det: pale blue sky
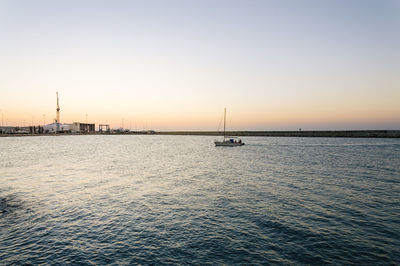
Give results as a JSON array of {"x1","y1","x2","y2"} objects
[{"x1": 0, "y1": 0, "x2": 399, "y2": 129}]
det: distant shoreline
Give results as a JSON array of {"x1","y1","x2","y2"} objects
[{"x1": 1, "y1": 130, "x2": 399, "y2": 138}]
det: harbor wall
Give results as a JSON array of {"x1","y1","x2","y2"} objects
[{"x1": 155, "y1": 130, "x2": 400, "y2": 138}]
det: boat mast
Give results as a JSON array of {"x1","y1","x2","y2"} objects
[
  {"x1": 56, "y1": 92, "x2": 60, "y2": 132},
  {"x1": 56, "y1": 92, "x2": 60, "y2": 123},
  {"x1": 223, "y1": 107, "x2": 226, "y2": 139}
]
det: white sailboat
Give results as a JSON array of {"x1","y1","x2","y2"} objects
[{"x1": 214, "y1": 108, "x2": 244, "y2": 147}]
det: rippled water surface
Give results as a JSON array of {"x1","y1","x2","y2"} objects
[{"x1": 1, "y1": 135, "x2": 399, "y2": 264}]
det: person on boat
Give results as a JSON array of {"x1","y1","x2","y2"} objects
[{"x1": 239, "y1": 139, "x2": 242, "y2": 144}]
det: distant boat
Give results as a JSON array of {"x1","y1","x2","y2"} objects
[{"x1": 214, "y1": 108, "x2": 244, "y2": 147}]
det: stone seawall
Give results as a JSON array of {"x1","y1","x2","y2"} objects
[{"x1": 156, "y1": 130, "x2": 400, "y2": 138}]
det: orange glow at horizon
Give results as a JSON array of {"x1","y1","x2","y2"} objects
[{"x1": 2, "y1": 102, "x2": 399, "y2": 130}]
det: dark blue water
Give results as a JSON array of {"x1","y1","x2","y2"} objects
[{"x1": 1, "y1": 136, "x2": 399, "y2": 264}]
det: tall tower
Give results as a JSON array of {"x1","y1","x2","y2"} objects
[{"x1": 56, "y1": 92, "x2": 60, "y2": 123}]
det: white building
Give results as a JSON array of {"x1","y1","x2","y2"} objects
[{"x1": 43, "y1": 123, "x2": 70, "y2": 133}]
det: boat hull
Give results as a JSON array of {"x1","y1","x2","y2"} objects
[{"x1": 214, "y1": 141, "x2": 245, "y2": 147}]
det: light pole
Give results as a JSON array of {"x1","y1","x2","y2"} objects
[{"x1": 86, "y1": 113, "x2": 88, "y2": 132}]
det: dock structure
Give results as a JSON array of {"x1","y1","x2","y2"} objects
[{"x1": 99, "y1": 124, "x2": 110, "y2": 132}]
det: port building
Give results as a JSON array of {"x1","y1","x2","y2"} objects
[
  {"x1": 69, "y1": 122, "x2": 95, "y2": 133},
  {"x1": 41, "y1": 92, "x2": 95, "y2": 133},
  {"x1": 43, "y1": 123, "x2": 70, "y2": 133}
]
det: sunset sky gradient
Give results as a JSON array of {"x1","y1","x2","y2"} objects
[{"x1": 1, "y1": 0, "x2": 399, "y2": 130}]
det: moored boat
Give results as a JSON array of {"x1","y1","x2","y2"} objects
[{"x1": 214, "y1": 108, "x2": 244, "y2": 146}]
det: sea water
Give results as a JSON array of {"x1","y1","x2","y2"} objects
[{"x1": 1, "y1": 135, "x2": 399, "y2": 264}]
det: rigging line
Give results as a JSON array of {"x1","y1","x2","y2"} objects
[{"x1": 217, "y1": 113, "x2": 223, "y2": 132}]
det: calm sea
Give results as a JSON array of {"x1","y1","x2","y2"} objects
[{"x1": 1, "y1": 135, "x2": 399, "y2": 265}]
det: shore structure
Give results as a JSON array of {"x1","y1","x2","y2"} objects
[
  {"x1": 39, "y1": 92, "x2": 96, "y2": 133},
  {"x1": 1, "y1": 130, "x2": 399, "y2": 138},
  {"x1": 43, "y1": 122, "x2": 70, "y2": 133}
]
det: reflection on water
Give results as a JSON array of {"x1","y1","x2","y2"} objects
[
  {"x1": 1, "y1": 135, "x2": 399, "y2": 264},
  {"x1": 0, "y1": 194, "x2": 23, "y2": 216}
]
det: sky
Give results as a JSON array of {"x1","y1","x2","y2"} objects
[{"x1": 0, "y1": 0, "x2": 399, "y2": 130}]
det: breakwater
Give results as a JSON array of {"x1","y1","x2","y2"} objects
[{"x1": 156, "y1": 130, "x2": 400, "y2": 138}]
